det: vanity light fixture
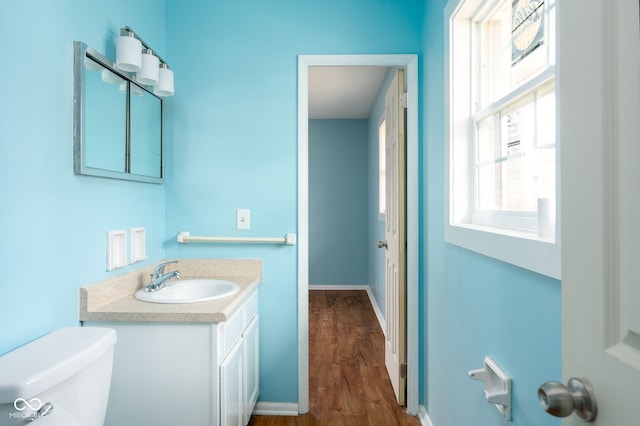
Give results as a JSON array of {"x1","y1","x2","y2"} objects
[
  {"x1": 115, "y1": 26, "x2": 174, "y2": 96},
  {"x1": 154, "y1": 63, "x2": 174, "y2": 97},
  {"x1": 137, "y1": 49, "x2": 160, "y2": 85},
  {"x1": 115, "y1": 31, "x2": 142, "y2": 72}
]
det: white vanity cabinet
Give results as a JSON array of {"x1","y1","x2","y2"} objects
[
  {"x1": 218, "y1": 291, "x2": 260, "y2": 426},
  {"x1": 85, "y1": 289, "x2": 259, "y2": 426}
]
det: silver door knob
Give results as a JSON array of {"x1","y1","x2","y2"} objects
[
  {"x1": 376, "y1": 240, "x2": 388, "y2": 249},
  {"x1": 538, "y1": 377, "x2": 597, "y2": 422}
]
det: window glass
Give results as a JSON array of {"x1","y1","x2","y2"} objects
[
  {"x1": 472, "y1": 0, "x2": 556, "y2": 232},
  {"x1": 475, "y1": 81, "x2": 555, "y2": 219},
  {"x1": 378, "y1": 119, "x2": 386, "y2": 217},
  {"x1": 479, "y1": 0, "x2": 554, "y2": 109}
]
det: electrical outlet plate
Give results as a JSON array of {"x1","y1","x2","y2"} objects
[
  {"x1": 237, "y1": 209, "x2": 250, "y2": 230},
  {"x1": 107, "y1": 230, "x2": 127, "y2": 271},
  {"x1": 130, "y1": 227, "x2": 146, "y2": 263}
]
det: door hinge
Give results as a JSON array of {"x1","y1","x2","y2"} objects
[
  {"x1": 400, "y1": 363, "x2": 408, "y2": 379},
  {"x1": 399, "y1": 92, "x2": 408, "y2": 109}
]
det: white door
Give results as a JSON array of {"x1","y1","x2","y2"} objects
[
  {"x1": 383, "y1": 68, "x2": 406, "y2": 405},
  {"x1": 557, "y1": 0, "x2": 640, "y2": 424}
]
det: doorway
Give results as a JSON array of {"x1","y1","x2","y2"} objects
[{"x1": 297, "y1": 54, "x2": 419, "y2": 415}]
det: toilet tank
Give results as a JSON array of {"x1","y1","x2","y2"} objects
[{"x1": 0, "y1": 327, "x2": 117, "y2": 426}]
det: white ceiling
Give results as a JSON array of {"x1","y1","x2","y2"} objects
[{"x1": 308, "y1": 66, "x2": 390, "y2": 119}]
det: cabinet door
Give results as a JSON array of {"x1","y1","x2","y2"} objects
[
  {"x1": 220, "y1": 339, "x2": 243, "y2": 426},
  {"x1": 243, "y1": 315, "x2": 260, "y2": 425}
]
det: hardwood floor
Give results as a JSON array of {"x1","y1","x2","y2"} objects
[{"x1": 248, "y1": 290, "x2": 419, "y2": 426}]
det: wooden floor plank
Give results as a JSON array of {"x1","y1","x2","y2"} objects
[{"x1": 248, "y1": 290, "x2": 419, "y2": 426}]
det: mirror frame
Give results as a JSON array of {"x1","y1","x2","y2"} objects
[{"x1": 73, "y1": 41, "x2": 164, "y2": 184}]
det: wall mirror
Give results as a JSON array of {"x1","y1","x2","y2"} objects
[{"x1": 74, "y1": 41, "x2": 164, "y2": 183}]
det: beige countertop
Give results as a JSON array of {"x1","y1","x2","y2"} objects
[{"x1": 79, "y1": 259, "x2": 262, "y2": 323}]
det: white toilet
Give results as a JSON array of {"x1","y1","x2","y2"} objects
[{"x1": 0, "y1": 327, "x2": 117, "y2": 426}]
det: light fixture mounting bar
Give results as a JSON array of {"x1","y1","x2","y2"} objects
[{"x1": 121, "y1": 26, "x2": 169, "y2": 66}]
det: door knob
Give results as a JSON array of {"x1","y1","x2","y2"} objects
[
  {"x1": 538, "y1": 377, "x2": 597, "y2": 422},
  {"x1": 376, "y1": 240, "x2": 388, "y2": 249}
]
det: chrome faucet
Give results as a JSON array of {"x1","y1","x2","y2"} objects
[{"x1": 145, "y1": 261, "x2": 180, "y2": 292}]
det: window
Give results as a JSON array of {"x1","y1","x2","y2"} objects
[
  {"x1": 445, "y1": 0, "x2": 559, "y2": 278},
  {"x1": 378, "y1": 118, "x2": 386, "y2": 219}
]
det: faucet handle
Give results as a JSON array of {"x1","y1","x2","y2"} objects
[{"x1": 153, "y1": 260, "x2": 179, "y2": 276}]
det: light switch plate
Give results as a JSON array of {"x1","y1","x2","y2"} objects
[{"x1": 237, "y1": 209, "x2": 250, "y2": 230}]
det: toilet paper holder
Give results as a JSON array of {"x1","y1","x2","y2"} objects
[{"x1": 469, "y1": 356, "x2": 512, "y2": 420}]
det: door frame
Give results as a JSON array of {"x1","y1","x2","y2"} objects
[{"x1": 297, "y1": 54, "x2": 419, "y2": 415}]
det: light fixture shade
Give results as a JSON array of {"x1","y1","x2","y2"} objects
[
  {"x1": 102, "y1": 69, "x2": 125, "y2": 85},
  {"x1": 115, "y1": 33, "x2": 142, "y2": 72},
  {"x1": 120, "y1": 82, "x2": 144, "y2": 97},
  {"x1": 154, "y1": 63, "x2": 174, "y2": 97},
  {"x1": 136, "y1": 49, "x2": 159, "y2": 85},
  {"x1": 83, "y1": 57, "x2": 102, "y2": 71}
]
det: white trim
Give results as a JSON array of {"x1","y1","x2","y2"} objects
[
  {"x1": 445, "y1": 223, "x2": 560, "y2": 278},
  {"x1": 309, "y1": 284, "x2": 369, "y2": 290},
  {"x1": 252, "y1": 402, "x2": 299, "y2": 416},
  {"x1": 366, "y1": 286, "x2": 386, "y2": 334},
  {"x1": 418, "y1": 405, "x2": 435, "y2": 426},
  {"x1": 472, "y1": 66, "x2": 556, "y2": 122},
  {"x1": 298, "y1": 54, "x2": 419, "y2": 416},
  {"x1": 298, "y1": 56, "x2": 310, "y2": 415}
]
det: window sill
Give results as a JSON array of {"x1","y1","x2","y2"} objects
[{"x1": 444, "y1": 222, "x2": 560, "y2": 279}]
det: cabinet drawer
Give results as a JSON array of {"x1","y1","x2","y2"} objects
[{"x1": 221, "y1": 307, "x2": 244, "y2": 358}]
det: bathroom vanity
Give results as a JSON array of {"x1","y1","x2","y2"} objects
[{"x1": 80, "y1": 259, "x2": 261, "y2": 426}]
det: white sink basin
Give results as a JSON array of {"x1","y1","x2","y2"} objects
[{"x1": 134, "y1": 279, "x2": 240, "y2": 304}]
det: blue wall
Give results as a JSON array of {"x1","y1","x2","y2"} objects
[
  {"x1": 422, "y1": 1, "x2": 561, "y2": 425},
  {"x1": 308, "y1": 120, "x2": 368, "y2": 286},
  {"x1": 164, "y1": 0, "x2": 424, "y2": 404},
  {"x1": 0, "y1": 0, "x2": 166, "y2": 357}
]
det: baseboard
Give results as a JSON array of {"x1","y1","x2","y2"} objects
[
  {"x1": 418, "y1": 405, "x2": 434, "y2": 426},
  {"x1": 365, "y1": 286, "x2": 386, "y2": 334},
  {"x1": 254, "y1": 401, "x2": 428, "y2": 422},
  {"x1": 252, "y1": 402, "x2": 299, "y2": 416},
  {"x1": 252, "y1": 403, "x2": 427, "y2": 422},
  {"x1": 309, "y1": 284, "x2": 369, "y2": 290},
  {"x1": 308, "y1": 285, "x2": 386, "y2": 333}
]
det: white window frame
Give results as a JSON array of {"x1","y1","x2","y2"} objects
[{"x1": 444, "y1": 0, "x2": 560, "y2": 279}]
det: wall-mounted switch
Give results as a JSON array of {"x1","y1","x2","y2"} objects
[{"x1": 237, "y1": 209, "x2": 250, "y2": 230}]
